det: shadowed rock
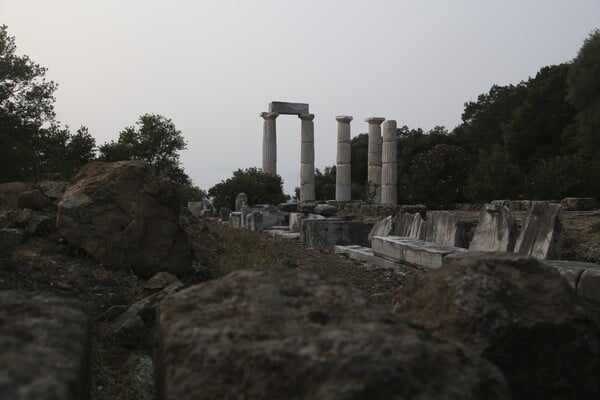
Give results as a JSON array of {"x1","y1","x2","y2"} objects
[
  {"x1": 391, "y1": 252, "x2": 600, "y2": 400},
  {"x1": 57, "y1": 161, "x2": 192, "y2": 278},
  {"x1": 469, "y1": 203, "x2": 517, "y2": 252},
  {"x1": 156, "y1": 269, "x2": 509, "y2": 400},
  {"x1": 514, "y1": 201, "x2": 562, "y2": 259}
]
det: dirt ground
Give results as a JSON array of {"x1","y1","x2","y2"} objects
[{"x1": 1, "y1": 210, "x2": 600, "y2": 399}]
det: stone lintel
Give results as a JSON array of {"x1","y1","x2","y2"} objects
[
  {"x1": 260, "y1": 112, "x2": 279, "y2": 120},
  {"x1": 299, "y1": 113, "x2": 315, "y2": 121},
  {"x1": 269, "y1": 101, "x2": 309, "y2": 115},
  {"x1": 336, "y1": 115, "x2": 353, "y2": 123},
  {"x1": 365, "y1": 117, "x2": 386, "y2": 124}
]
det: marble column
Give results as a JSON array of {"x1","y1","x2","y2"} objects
[
  {"x1": 335, "y1": 115, "x2": 353, "y2": 201},
  {"x1": 261, "y1": 112, "x2": 279, "y2": 176},
  {"x1": 381, "y1": 120, "x2": 397, "y2": 205},
  {"x1": 299, "y1": 113, "x2": 315, "y2": 202},
  {"x1": 365, "y1": 117, "x2": 385, "y2": 203}
]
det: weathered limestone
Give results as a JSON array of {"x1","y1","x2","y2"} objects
[
  {"x1": 289, "y1": 212, "x2": 305, "y2": 232},
  {"x1": 235, "y1": 193, "x2": 248, "y2": 212},
  {"x1": 381, "y1": 120, "x2": 397, "y2": 205},
  {"x1": 469, "y1": 203, "x2": 518, "y2": 252},
  {"x1": 423, "y1": 211, "x2": 466, "y2": 248},
  {"x1": 393, "y1": 212, "x2": 426, "y2": 239},
  {"x1": 299, "y1": 113, "x2": 315, "y2": 202},
  {"x1": 334, "y1": 245, "x2": 403, "y2": 269},
  {"x1": 365, "y1": 117, "x2": 385, "y2": 203},
  {"x1": 302, "y1": 219, "x2": 373, "y2": 248},
  {"x1": 368, "y1": 216, "x2": 394, "y2": 244},
  {"x1": 268, "y1": 101, "x2": 309, "y2": 115},
  {"x1": 261, "y1": 112, "x2": 278, "y2": 176},
  {"x1": 229, "y1": 212, "x2": 242, "y2": 229},
  {"x1": 0, "y1": 291, "x2": 91, "y2": 399},
  {"x1": 371, "y1": 236, "x2": 467, "y2": 269},
  {"x1": 246, "y1": 212, "x2": 263, "y2": 232},
  {"x1": 514, "y1": 201, "x2": 562, "y2": 260},
  {"x1": 335, "y1": 115, "x2": 352, "y2": 201}
]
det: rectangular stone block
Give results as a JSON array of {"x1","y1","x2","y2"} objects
[
  {"x1": 371, "y1": 236, "x2": 467, "y2": 270},
  {"x1": 268, "y1": 101, "x2": 309, "y2": 115},
  {"x1": 334, "y1": 245, "x2": 402, "y2": 269},
  {"x1": 302, "y1": 219, "x2": 373, "y2": 248},
  {"x1": 229, "y1": 212, "x2": 242, "y2": 229}
]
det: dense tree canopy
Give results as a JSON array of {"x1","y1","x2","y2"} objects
[
  {"x1": 208, "y1": 168, "x2": 286, "y2": 211},
  {"x1": 0, "y1": 25, "x2": 95, "y2": 182}
]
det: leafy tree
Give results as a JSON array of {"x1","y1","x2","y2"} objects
[
  {"x1": 0, "y1": 25, "x2": 57, "y2": 124},
  {"x1": 503, "y1": 64, "x2": 576, "y2": 168},
  {"x1": 566, "y1": 29, "x2": 600, "y2": 157},
  {"x1": 208, "y1": 167, "x2": 286, "y2": 211},
  {"x1": 99, "y1": 114, "x2": 188, "y2": 184},
  {"x1": 401, "y1": 144, "x2": 471, "y2": 206},
  {"x1": 314, "y1": 166, "x2": 336, "y2": 200}
]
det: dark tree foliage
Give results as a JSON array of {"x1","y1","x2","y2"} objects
[
  {"x1": 314, "y1": 166, "x2": 336, "y2": 201},
  {"x1": 99, "y1": 114, "x2": 188, "y2": 184},
  {"x1": 0, "y1": 25, "x2": 95, "y2": 182},
  {"x1": 208, "y1": 167, "x2": 286, "y2": 211},
  {"x1": 566, "y1": 29, "x2": 600, "y2": 158}
]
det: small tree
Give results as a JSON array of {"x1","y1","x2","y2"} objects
[{"x1": 208, "y1": 167, "x2": 286, "y2": 211}]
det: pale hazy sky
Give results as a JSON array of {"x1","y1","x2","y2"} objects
[{"x1": 2, "y1": 1, "x2": 599, "y2": 194}]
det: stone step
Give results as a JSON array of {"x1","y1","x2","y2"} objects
[
  {"x1": 334, "y1": 245, "x2": 402, "y2": 269},
  {"x1": 545, "y1": 260, "x2": 600, "y2": 304},
  {"x1": 371, "y1": 236, "x2": 467, "y2": 269}
]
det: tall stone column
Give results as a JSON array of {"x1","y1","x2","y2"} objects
[
  {"x1": 261, "y1": 112, "x2": 278, "y2": 176},
  {"x1": 299, "y1": 113, "x2": 315, "y2": 202},
  {"x1": 365, "y1": 117, "x2": 385, "y2": 203},
  {"x1": 335, "y1": 115, "x2": 353, "y2": 201},
  {"x1": 381, "y1": 120, "x2": 397, "y2": 205}
]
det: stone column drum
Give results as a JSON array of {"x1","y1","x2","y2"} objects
[
  {"x1": 335, "y1": 115, "x2": 353, "y2": 201},
  {"x1": 261, "y1": 112, "x2": 279, "y2": 176},
  {"x1": 299, "y1": 113, "x2": 315, "y2": 202},
  {"x1": 381, "y1": 120, "x2": 397, "y2": 205},
  {"x1": 365, "y1": 117, "x2": 385, "y2": 203}
]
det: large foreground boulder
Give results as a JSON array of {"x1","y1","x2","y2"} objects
[
  {"x1": 156, "y1": 269, "x2": 509, "y2": 400},
  {"x1": 0, "y1": 291, "x2": 90, "y2": 399},
  {"x1": 57, "y1": 161, "x2": 192, "y2": 278},
  {"x1": 390, "y1": 253, "x2": 600, "y2": 400}
]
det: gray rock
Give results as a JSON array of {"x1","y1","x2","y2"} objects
[
  {"x1": 469, "y1": 203, "x2": 517, "y2": 252},
  {"x1": 246, "y1": 212, "x2": 263, "y2": 232},
  {"x1": 393, "y1": 212, "x2": 426, "y2": 239},
  {"x1": 313, "y1": 204, "x2": 338, "y2": 217},
  {"x1": 156, "y1": 269, "x2": 509, "y2": 400},
  {"x1": 235, "y1": 192, "x2": 248, "y2": 212},
  {"x1": 127, "y1": 355, "x2": 154, "y2": 400},
  {"x1": 17, "y1": 189, "x2": 48, "y2": 210},
  {"x1": 423, "y1": 211, "x2": 466, "y2": 247},
  {"x1": 25, "y1": 215, "x2": 54, "y2": 237},
  {"x1": 37, "y1": 180, "x2": 68, "y2": 200},
  {"x1": 578, "y1": 269, "x2": 600, "y2": 305},
  {"x1": 562, "y1": 197, "x2": 597, "y2": 211},
  {"x1": 288, "y1": 212, "x2": 305, "y2": 232},
  {"x1": 56, "y1": 161, "x2": 192, "y2": 278},
  {"x1": 514, "y1": 201, "x2": 562, "y2": 259},
  {"x1": 0, "y1": 291, "x2": 90, "y2": 400},
  {"x1": 367, "y1": 215, "x2": 394, "y2": 244},
  {"x1": 229, "y1": 212, "x2": 242, "y2": 229},
  {"x1": 391, "y1": 252, "x2": 600, "y2": 400},
  {"x1": 0, "y1": 181, "x2": 27, "y2": 193},
  {"x1": 299, "y1": 201, "x2": 317, "y2": 213}
]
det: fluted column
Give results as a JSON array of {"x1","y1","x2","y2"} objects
[
  {"x1": 261, "y1": 112, "x2": 278, "y2": 175},
  {"x1": 381, "y1": 120, "x2": 397, "y2": 205},
  {"x1": 365, "y1": 117, "x2": 385, "y2": 203},
  {"x1": 299, "y1": 113, "x2": 315, "y2": 202},
  {"x1": 335, "y1": 115, "x2": 353, "y2": 201}
]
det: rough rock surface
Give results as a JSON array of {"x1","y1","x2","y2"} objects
[
  {"x1": 0, "y1": 291, "x2": 90, "y2": 400},
  {"x1": 393, "y1": 212, "x2": 426, "y2": 239},
  {"x1": 313, "y1": 203, "x2": 338, "y2": 217},
  {"x1": 156, "y1": 269, "x2": 509, "y2": 400},
  {"x1": 423, "y1": 210, "x2": 466, "y2": 247},
  {"x1": 235, "y1": 192, "x2": 248, "y2": 212},
  {"x1": 17, "y1": 189, "x2": 48, "y2": 210},
  {"x1": 367, "y1": 215, "x2": 394, "y2": 243},
  {"x1": 391, "y1": 253, "x2": 600, "y2": 400},
  {"x1": 56, "y1": 161, "x2": 192, "y2": 278}
]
